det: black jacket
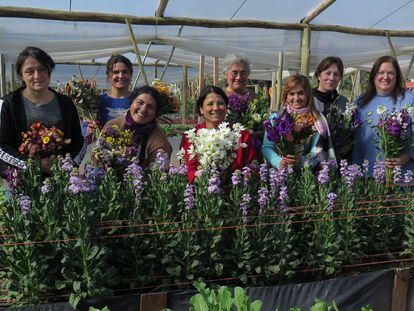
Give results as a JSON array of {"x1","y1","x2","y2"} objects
[{"x1": 0, "y1": 87, "x2": 86, "y2": 173}]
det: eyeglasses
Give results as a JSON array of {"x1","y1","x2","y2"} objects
[{"x1": 229, "y1": 70, "x2": 248, "y2": 78}]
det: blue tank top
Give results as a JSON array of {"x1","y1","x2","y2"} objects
[{"x1": 98, "y1": 93, "x2": 132, "y2": 124}]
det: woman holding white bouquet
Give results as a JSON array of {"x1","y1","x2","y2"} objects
[
  {"x1": 180, "y1": 86, "x2": 257, "y2": 182},
  {"x1": 352, "y1": 55, "x2": 414, "y2": 176}
]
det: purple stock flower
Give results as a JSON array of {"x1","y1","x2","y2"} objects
[
  {"x1": 231, "y1": 170, "x2": 242, "y2": 186},
  {"x1": 208, "y1": 174, "x2": 221, "y2": 194},
  {"x1": 242, "y1": 166, "x2": 252, "y2": 187},
  {"x1": 153, "y1": 150, "x2": 169, "y2": 172},
  {"x1": 277, "y1": 116, "x2": 294, "y2": 136},
  {"x1": 259, "y1": 163, "x2": 269, "y2": 183},
  {"x1": 5, "y1": 167, "x2": 21, "y2": 192},
  {"x1": 373, "y1": 160, "x2": 386, "y2": 184},
  {"x1": 362, "y1": 160, "x2": 369, "y2": 176},
  {"x1": 317, "y1": 161, "x2": 330, "y2": 184},
  {"x1": 327, "y1": 192, "x2": 337, "y2": 211},
  {"x1": 228, "y1": 93, "x2": 249, "y2": 113},
  {"x1": 269, "y1": 168, "x2": 279, "y2": 196},
  {"x1": 60, "y1": 154, "x2": 74, "y2": 172},
  {"x1": 393, "y1": 166, "x2": 402, "y2": 184},
  {"x1": 178, "y1": 164, "x2": 188, "y2": 175},
  {"x1": 258, "y1": 187, "x2": 269, "y2": 214},
  {"x1": 339, "y1": 159, "x2": 348, "y2": 177},
  {"x1": 184, "y1": 184, "x2": 195, "y2": 211},
  {"x1": 240, "y1": 193, "x2": 251, "y2": 224},
  {"x1": 278, "y1": 185, "x2": 288, "y2": 212},
  {"x1": 124, "y1": 162, "x2": 144, "y2": 202},
  {"x1": 41, "y1": 178, "x2": 53, "y2": 194},
  {"x1": 404, "y1": 170, "x2": 414, "y2": 184},
  {"x1": 19, "y1": 194, "x2": 31, "y2": 215},
  {"x1": 168, "y1": 165, "x2": 179, "y2": 175},
  {"x1": 342, "y1": 164, "x2": 364, "y2": 189},
  {"x1": 68, "y1": 169, "x2": 95, "y2": 195}
]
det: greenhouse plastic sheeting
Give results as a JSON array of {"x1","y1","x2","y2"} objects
[{"x1": 167, "y1": 269, "x2": 394, "y2": 311}]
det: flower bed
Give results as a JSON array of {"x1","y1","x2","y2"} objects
[{"x1": 1, "y1": 156, "x2": 414, "y2": 309}]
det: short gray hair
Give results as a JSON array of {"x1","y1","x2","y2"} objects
[{"x1": 223, "y1": 53, "x2": 251, "y2": 75}]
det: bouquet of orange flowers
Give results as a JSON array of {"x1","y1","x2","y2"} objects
[{"x1": 19, "y1": 122, "x2": 71, "y2": 158}]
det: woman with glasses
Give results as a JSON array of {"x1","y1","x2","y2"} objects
[
  {"x1": 0, "y1": 46, "x2": 85, "y2": 176},
  {"x1": 98, "y1": 54, "x2": 134, "y2": 125}
]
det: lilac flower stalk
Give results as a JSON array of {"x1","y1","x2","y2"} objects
[
  {"x1": 208, "y1": 173, "x2": 221, "y2": 194},
  {"x1": 60, "y1": 154, "x2": 74, "y2": 172},
  {"x1": 342, "y1": 164, "x2": 364, "y2": 189},
  {"x1": 268, "y1": 168, "x2": 279, "y2": 196},
  {"x1": 317, "y1": 161, "x2": 330, "y2": 185},
  {"x1": 393, "y1": 166, "x2": 402, "y2": 184},
  {"x1": 19, "y1": 194, "x2": 31, "y2": 215},
  {"x1": 404, "y1": 170, "x2": 414, "y2": 184},
  {"x1": 242, "y1": 166, "x2": 252, "y2": 187},
  {"x1": 278, "y1": 185, "x2": 288, "y2": 212},
  {"x1": 153, "y1": 149, "x2": 169, "y2": 172},
  {"x1": 231, "y1": 170, "x2": 242, "y2": 186},
  {"x1": 41, "y1": 178, "x2": 53, "y2": 194},
  {"x1": 259, "y1": 163, "x2": 269, "y2": 184},
  {"x1": 5, "y1": 168, "x2": 21, "y2": 192},
  {"x1": 68, "y1": 170, "x2": 95, "y2": 195},
  {"x1": 178, "y1": 164, "x2": 188, "y2": 175},
  {"x1": 124, "y1": 162, "x2": 144, "y2": 202},
  {"x1": 327, "y1": 192, "x2": 337, "y2": 211},
  {"x1": 184, "y1": 184, "x2": 195, "y2": 211},
  {"x1": 257, "y1": 187, "x2": 269, "y2": 214},
  {"x1": 373, "y1": 160, "x2": 386, "y2": 184},
  {"x1": 240, "y1": 193, "x2": 251, "y2": 224}
]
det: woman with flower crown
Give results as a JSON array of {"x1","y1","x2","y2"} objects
[
  {"x1": 99, "y1": 85, "x2": 172, "y2": 168},
  {"x1": 180, "y1": 85, "x2": 257, "y2": 182},
  {"x1": 352, "y1": 55, "x2": 414, "y2": 176},
  {"x1": 0, "y1": 47, "x2": 85, "y2": 176},
  {"x1": 262, "y1": 74, "x2": 335, "y2": 169}
]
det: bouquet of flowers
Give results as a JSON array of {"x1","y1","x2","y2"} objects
[
  {"x1": 91, "y1": 125, "x2": 138, "y2": 169},
  {"x1": 57, "y1": 76, "x2": 101, "y2": 141},
  {"x1": 19, "y1": 122, "x2": 71, "y2": 158},
  {"x1": 185, "y1": 122, "x2": 246, "y2": 171},
  {"x1": 326, "y1": 103, "x2": 362, "y2": 152},
  {"x1": 151, "y1": 79, "x2": 178, "y2": 113},
  {"x1": 264, "y1": 111, "x2": 316, "y2": 156},
  {"x1": 226, "y1": 92, "x2": 270, "y2": 132}
]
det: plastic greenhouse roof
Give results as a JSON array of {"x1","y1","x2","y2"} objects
[{"x1": 1, "y1": 0, "x2": 414, "y2": 83}]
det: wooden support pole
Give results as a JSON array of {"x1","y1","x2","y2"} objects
[
  {"x1": 154, "y1": 60, "x2": 159, "y2": 79},
  {"x1": 0, "y1": 54, "x2": 6, "y2": 97},
  {"x1": 160, "y1": 25, "x2": 184, "y2": 81},
  {"x1": 350, "y1": 69, "x2": 361, "y2": 102},
  {"x1": 276, "y1": 51, "x2": 284, "y2": 111},
  {"x1": 213, "y1": 56, "x2": 219, "y2": 85},
  {"x1": 133, "y1": 41, "x2": 152, "y2": 89},
  {"x1": 198, "y1": 55, "x2": 205, "y2": 94},
  {"x1": 10, "y1": 63, "x2": 16, "y2": 92},
  {"x1": 270, "y1": 71, "x2": 277, "y2": 112},
  {"x1": 125, "y1": 19, "x2": 148, "y2": 85},
  {"x1": 405, "y1": 54, "x2": 414, "y2": 80},
  {"x1": 386, "y1": 32, "x2": 397, "y2": 58},
  {"x1": 155, "y1": 0, "x2": 169, "y2": 17},
  {"x1": 302, "y1": 0, "x2": 336, "y2": 24},
  {"x1": 390, "y1": 268, "x2": 410, "y2": 311},
  {"x1": 140, "y1": 292, "x2": 167, "y2": 311},
  {"x1": 300, "y1": 26, "x2": 311, "y2": 76},
  {"x1": 182, "y1": 65, "x2": 188, "y2": 124}
]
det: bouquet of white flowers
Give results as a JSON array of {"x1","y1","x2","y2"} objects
[{"x1": 185, "y1": 122, "x2": 247, "y2": 171}]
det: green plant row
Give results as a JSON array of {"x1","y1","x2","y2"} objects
[{"x1": 0, "y1": 158, "x2": 413, "y2": 309}]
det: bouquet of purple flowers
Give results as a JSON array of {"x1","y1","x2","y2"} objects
[
  {"x1": 374, "y1": 105, "x2": 413, "y2": 184},
  {"x1": 264, "y1": 112, "x2": 316, "y2": 156},
  {"x1": 326, "y1": 103, "x2": 362, "y2": 153}
]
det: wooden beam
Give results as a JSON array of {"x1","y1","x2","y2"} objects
[
  {"x1": 276, "y1": 52, "x2": 283, "y2": 111},
  {"x1": 198, "y1": 55, "x2": 205, "y2": 94},
  {"x1": 3, "y1": 6, "x2": 414, "y2": 37},
  {"x1": 55, "y1": 60, "x2": 182, "y2": 67},
  {"x1": 390, "y1": 268, "x2": 410, "y2": 311},
  {"x1": 10, "y1": 63, "x2": 16, "y2": 92},
  {"x1": 213, "y1": 56, "x2": 219, "y2": 85},
  {"x1": 405, "y1": 54, "x2": 414, "y2": 80},
  {"x1": 182, "y1": 65, "x2": 188, "y2": 124},
  {"x1": 160, "y1": 25, "x2": 184, "y2": 81},
  {"x1": 270, "y1": 71, "x2": 276, "y2": 112},
  {"x1": 133, "y1": 41, "x2": 153, "y2": 89},
  {"x1": 386, "y1": 32, "x2": 397, "y2": 58},
  {"x1": 155, "y1": 0, "x2": 169, "y2": 17},
  {"x1": 0, "y1": 54, "x2": 6, "y2": 97},
  {"x1": 125, "y1": 19, "x2": 148, "y2": 85},
  {"x1": 302, "y1": 0, "x2": 336, "y2": 24},
  {"x1": 300, "y1": 26, "x2": 311, "y2": 76}
]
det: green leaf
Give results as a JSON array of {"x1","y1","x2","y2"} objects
[
  {"x1": 73, "y1": 280, "x2": 82, "y2": 293},
  {"x1": 218, "y1": 286, "x2": 232, "y2": 310},
  {"x1": 250, "y1": 300, "x2": 263, "y2": 311},
  {"x1": 190, "y1": 294, "x2": 210, "y2": 311}
]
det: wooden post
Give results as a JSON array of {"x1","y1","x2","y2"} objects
[
  {"x1": 263, "y1": 84, "x2": 269, "y2": 100},
  {"x1": 133, "y1": 41, "x2": 152, "y2": 89},
  {"x1": 0, "y1": 54, "x2": 6, "y2": 97},
  {"x1": 276, "y1": 51, "x2": 284, "y2": 111},
  {"x1": 270, "y1": 71, "x2": 277, "y2": 111},
  {"x1": 405, "y1": 54, "x2": 414, "y2": 80},
  {"x1": 300, "y1": 26, "x2": 311, "y2": 76},
  {"x1": 155, "y1": 0, "x2": 169, "y2": 17},
  {"x1": 140, "y1": 292, "x2": 167, "y2": 311},
  {"x1": 10, "y1": 63, "x2": 16, "y2": 92},
  {"x1": 125, "y1": 18, "x2": 148, "y2": 85},
  {"x1": 154, "y1": 60, "x2": 159, "y2": 79},
  {"x1": 213, "y1": 56, "x2": 219, "y2": 85},
  {"x1": 198, "y1": 55, "x2": 205, "y2": 94},
  {"x1": 386, "y1": 32, "x2": 397, "y2": 59},
  {"x1": 390, "y1": 268, "x2": 410, "y2": 311},
  {"x1": 350, "y1": 69, "x2": 361, "y2": 102},
  {"x1": 182, "y1": 65, "x2": 188, "y2": 124}
]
